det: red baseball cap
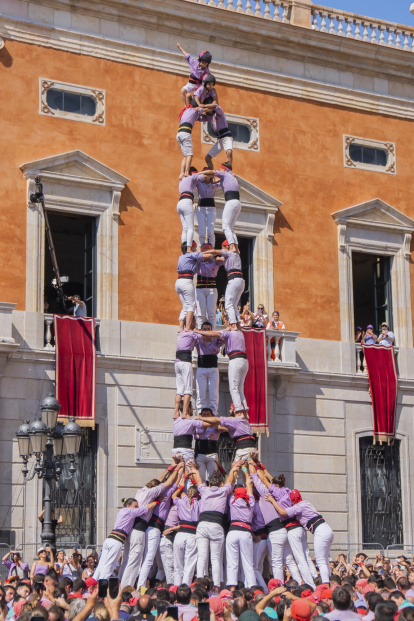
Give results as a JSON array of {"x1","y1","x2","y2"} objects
[
  {"x1": 291, "y1": 599, "x2": 312, "y2": 621},
  {"x1": 320, "y1": 589, "x2": 333, "y2": 600},
  {"x1": 356, "y1": 579, "x2": 368, "y2": 587},
  {"x1": 222, "y1": 240, "x2": 229, "y2": 247},
  {"x1": 85, "y1": 578, "x2": 98, "y2": 588},
  {"x1": 268, "y1": 579, "x2": 282, "y2": 591},
  {"x1": 219, "y1": 590, "x2": 233, "y2": 600}
]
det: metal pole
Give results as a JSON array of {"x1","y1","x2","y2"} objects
[{"x1": 41, "y1": 440, "x2": 56, "y2": 549}]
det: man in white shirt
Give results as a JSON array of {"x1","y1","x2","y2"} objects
[{"x1": 378, "y1": 322, "x2": 394, "y2": 347}]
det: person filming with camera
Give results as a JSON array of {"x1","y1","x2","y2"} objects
[{"x1": 378, "y1": 322, "x2": 395, "y2": 347}]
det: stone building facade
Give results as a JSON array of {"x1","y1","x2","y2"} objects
[{"x1": 0, "y1": 0, "x2": 413, "y2": 555}]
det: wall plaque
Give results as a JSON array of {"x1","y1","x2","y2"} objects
[{"x1": 136, "y1": 427, "x2": 173, "y2": 464}]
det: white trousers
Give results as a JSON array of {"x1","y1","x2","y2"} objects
[
  {"x1": 222, "y1": 199, "x2": 241, "y2": 245},
  {"x1": 176, "y1": 131, "x2": 193, "y2": 157},
  {"x1": 196, "y1": 367, "x2": 219, "y2": 414},
  {"x1": 196, "y1": 288, "x2": 218, "y2": 329},
  {"x1": 226, "y1": 530, "x2": 256, "y2": 588},
  {"x1": 174, "y1": 532, "x2": 197, "y2": 586},
  {"x1": 305, "y1": 546, "x2": 318, "y2": 579},
  {"x1": 159, "y1": 537, "x2": 174, "y2": 585},
  {"x1": 137, "y1": 526, "x2": 162, "y2": 588},
  {"x1": 313, "y1": 522, "x2": 334, "y2": 584},
  {"x1": 196, "y1": 453, "x2": 219, "y2": 481},
  {"x1": 196, "y1": 205, "x2": 216, "y2": 246},
  {"x1": 196, "y1": 521, "x2": 224, "y2": 586},
  {"x1": 225, "y1": 278, "x2": 245, "y2": 325},
  {"x1": 94, "y1": 538, "x2": 122, "y2": 581},
  {"x1": 254, "y1": 538, "x2": 270, "y2": 592},
  {"x1": 207, "y1": 136, "x2": 233, "y2": 159},
  {"x1": 119, "y1": 529, "x2": 146, "y2": 588},
  {"x1": 175, "y1": 278, "x2": 196, "y2": 321},
  {"x1": 288, "y1": 527, "x2": 316, "y2": 588},
  {"x1": 171, "y1": 447, "x2": 195, "y2": 463},
  {"x1": 268, "y1": 528, "x2": 301, "y2": 583},
  {"x1": 228, "y1": 357, "x2": 249, "y2": 411},
  {"x1": 175, "y1": 360, "x2": 193, "y2": 396},
  {"x1": 177, "y1": 198, "x2": 195, "y2": 248}
]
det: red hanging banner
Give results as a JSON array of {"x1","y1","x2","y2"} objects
[
  {"x1": 54, "y1": 315, "x2": 97, "y2": 424},
  {"x1": 242, "y1": 327, "x2": 269, "y2": 434},
  {"x1": 362, "y1": 345, "x2": 398, "y2": 444}
]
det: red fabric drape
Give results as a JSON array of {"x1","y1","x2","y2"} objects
[
  {"x1": 54, "y1": 315, "x2": 96, "y2": 422},
  {"x1": 362, "y1": 345, "x2": 398, "y2": 443},
  {"x1": 242, "y1": 328, "x2": 268, "y2": 433}
]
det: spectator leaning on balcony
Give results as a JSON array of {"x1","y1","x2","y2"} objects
[
  {"x1": 378, "y1": 323, "x2": 395, "y2": 347},
  {"x1": 363, "y1": 325, "x2": 378, "y2": 345},
  {"x1": 67, "y1": 295, "x2": 87, "y2": 317},
  {"x1": 267, "y1": 311, "x2": 286, "y2": 361},
  {"x1": 240, "y1": 303, "x2": 254, "y2": 327},
  {"x1": 252, "y1": 304, "x2": 268, "y2": 328}
]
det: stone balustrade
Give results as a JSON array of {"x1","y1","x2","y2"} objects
[
  {"x1": 311, "y1": 5, "x2": 414, "y2": 50},
  {"x1": 355, "y1": 343, "x2": 399, "y2": 374},
  {"x1": 186, "y1": 0, "x2": 292, "y2": 23},
  {"x1": 44, "y1": 314, "x2": 101, "y2": 351},
  {"x1": 182, "y1": 0, "x2": 414, "y2": 52},
  {"x1": 266, "y1": 329, "x2": 299, "y2": 366}
]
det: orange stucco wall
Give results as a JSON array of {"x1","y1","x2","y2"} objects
[{"x1": 1, "y1": 40, "x2": 414, "y2": 339}]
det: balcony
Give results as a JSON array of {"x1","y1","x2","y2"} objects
[
  {"x1": 355, "y1": 343, "x2": 399, "y2": 374},
  {"x1": 266, "y1": 329, "x2": 300, "y2": 367}
]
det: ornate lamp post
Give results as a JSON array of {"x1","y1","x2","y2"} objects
[{"x1": 15, "y1": 395, "x2": 83, "y2": 547}]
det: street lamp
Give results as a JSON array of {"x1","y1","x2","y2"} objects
[{"x1": 15, "y1": 394, "x2": 83, "y2": 548}]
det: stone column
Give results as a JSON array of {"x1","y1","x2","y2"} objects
[{"x1": 290, "y1": 0, "x2": 312, "y2": 28}]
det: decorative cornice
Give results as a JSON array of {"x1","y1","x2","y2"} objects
[{"x1": 1, "y1": 4, "x2": 414, "y2": 120}]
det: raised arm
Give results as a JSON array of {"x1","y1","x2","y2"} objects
[
  {"x1": 177, "y1": 42, "x2": 188, "y2": 57},
  {"x1": 194, "y1": 329, "x2": 223, "y2": 339},
  {"x1": 188, "y1": 461, "x2": 203, "y2": 486},
  {"x1": 243, "y1": 466, "x2": 253, "y2": 495},
  {"x1": 38, "y1": 509, "x2": 45, "y2": 522},
  {"x1": 2, "y1": 551, "x2": 11, "y2": 562},
  {"x1": 172, "y1": 473, "x2": 188, "y2": 500},
  {"x1": 255, "y1": 468, "x2": 271, "y2": 488},
  {"x1": 30, "y1": 560, "x2": 37, "y2": 580},
  {"x1": 264, "y1": 493, "x2": 288, "y2": 517},
  {"x1": 47, "y1": 546, "x2": 55, "y2": 568},
  {"x1": 256, "y1": 587, "x2": 287, "y2": 614},
  {"x1": 194, "y1": 415, "x2": 221, "y2": 426},
  {"x1": 225, "y1": 459, "x2": 243, "y2": 485}
]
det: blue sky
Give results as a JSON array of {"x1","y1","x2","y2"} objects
[{"x1": 314, "y1": 1, "x2": 414, "y2": 26}]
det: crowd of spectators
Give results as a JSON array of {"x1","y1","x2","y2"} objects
[
  {"x1": 355, "y1": 324, "x2": 395, "y2": 347},
  {"x1": 2, "y1": 548, "x2": 414, "y2": 621}
]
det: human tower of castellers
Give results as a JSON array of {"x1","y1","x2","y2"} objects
[{"x1": 94, "y1": 46, "x2": 334, "y2": 592}]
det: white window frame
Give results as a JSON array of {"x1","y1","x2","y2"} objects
[
  {"x1": 39, "y1": 78, "x2": 106, "y2": 125},
  {"x1": 20, "y1": 150, "x2": 129, "y2": 320},
  {"x1": 344, "y1": 135, "x2": 396, "y2": 175},
  {"x1": 332, "y1": 198, "x2": 414, "y2": 347},
  {"x1": 201, "y1": 112, "x2": 259, "y2": 152}
]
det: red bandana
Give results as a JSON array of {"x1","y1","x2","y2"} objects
[
  {"x1": 290, "y1": 489, "x2": 302, "y2": 505},
  {"x1": 232, "y1": 487, "x2": 250, "y2": 506}
]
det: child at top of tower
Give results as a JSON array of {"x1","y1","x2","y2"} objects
[
  {"x1": 177, "y1": 42, "x2": 212, "y2": 106},
  {"x1": 192, "y1": 74, "x2": 219, "y2": 107}
]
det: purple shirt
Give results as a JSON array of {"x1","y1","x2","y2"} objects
[
  {"x1": 177, "y1": 604, "x2": 197, "y2": 621},
  {"x1": 173, "y1": 494, "x2": 201, "y2": 522},
  {"x1": 220, "y1": 415, "x2": 252, "y2": 439},
  {"x1": 251, "y1": 473, "x2": 281, "y2": 525},
  {"x1": 177, "y1": 252, "x2": 203, "y2": 274},
  {"x1": 173, "y1": 417, "x2": 204, "y2": 437},
  {"x1": 178, "y1": 174, "x2": 203, "y2": 197},
  {"x1": 135, "y1": 483, "x2": 166, "y2": 522},
  {"x1": 216, "y1": 169, "x2": 239, "y2": 194},
  {"x1": 209, "y1": 106, "x2": 229, "y2": 133},
  {"x1": 179, "y1": 106, "x2": 203, "y2": 129},
  {"x1": 219, "y1": 329, "x2": 246, "y2": 355},
  {"x1": 252, "y1": 502, "x2": 266, "y2": 532},
  {"x1": 269, "y1": 485, "x2": 293, "y2": 509},
  {"x1": 196, "y1": 178, "x2": 219, "y2": 200},
  {"x1": 196, "y1": 258, "x2": 221, "y2": 278},
  {"x1": 229, "y1": 494, "x2": 254, "y2": 523},
  {"x1": 176, "y1": 330, "x2": 201, "y2": 356},
  {"x1": 113, "y1": 506, "x2": 149, "y2": 534},
  {"x1": 2, "y1": 560, "x2": 30, "y2": 579},
  {"x1": 195, "y1": 337, "x2": 222, "y2": 356},
  {"x1": 198, "y1": 483, "x2": 233, "y2": 514},
  {"x1": 165, "y1": 504, "x2": 180, "y2": 528},
  {"x1": 221, "y1": 251, "x2": 242, "y2": 273},
  {"x1": 194, "y1": 425, "x2": 220, "y2": 441},
  {"x1": 194, "y1": 84, "x2": 217, "y2": 103},
  {"x1": 153, "y1": 484, "x2": 177, "y2": 521},
  {"x1": 185, "y1": 54, "x2": 210, "y2": 81},
  {"x1": 285, "y1": 500, "x2": 319, "y2": 529}
]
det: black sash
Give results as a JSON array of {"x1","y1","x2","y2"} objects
[
  {"x1": 266, "y1": 518, "x2": 285, "y2": 533},
  {"x1": 306, "y1": 515, "x2": 325, "y2": 534},
  {"x1": 198, "y1": 198, "x2": 215, "y2": 207},
  {"x1": 132, "y1": 517, "x2": 148, "y2": 533},
  {"x1": 228, "y1": 351, "x2": 248, "y2": 361},
  {"x1": 234, "y1": 434, "x2": 256, "y2": 448},
  {"x1": 199, "y1": 510, "x2": 224, "y2": 526},
  {"x1": 179, "y1": 192, "x2": 194, "y2": 201},
  {"x1": 179, "y1": 520, "x2": 198, "y2": 534},
  {"x1": 224, "y1": 190, "x2": 240, "y2": 201},
  {"x1": 148, "y1": 515, "x2": 165, "y2": 532},
  {"x1": 176, "y1": 350, "x2": 192, "y2": 362},
  {"x1": 108, "y1": 528, "x2": 127, "y2": 543},
  {"x1": 197, "y1": 354, "x2": 218, "y2": 368},
  {"x1": 173, "y1": 434, "x2": 193, "y2": 449},
  {"x1": 218, "y1": 127, "x2": 233, "y2": 139},
  {"x1": 178, "y1": 122, "x2": 193, "y2": 134},
  {"x1": 227, "y1": 270, "x2": 244, "y2": 280},
  {"x1": 195, "y1": 438, "x2": 218, "y2": 455}
]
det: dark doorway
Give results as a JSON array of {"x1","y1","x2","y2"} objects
[
  {"x1": 352, "y1": 252, "x2": 392, "y2": 333},
  {"x1": 215, "y1": 235, "x2": 254, "y2": 309},
  {"x1": 44, "y1": 213, "x2": 97, "y2": 317},
  {"x1": 359, "y1": 437, "x2": 403, "y2": 548},
  {"x1": 50, "y1": 427, "x2": 98, "y2": 546}
]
